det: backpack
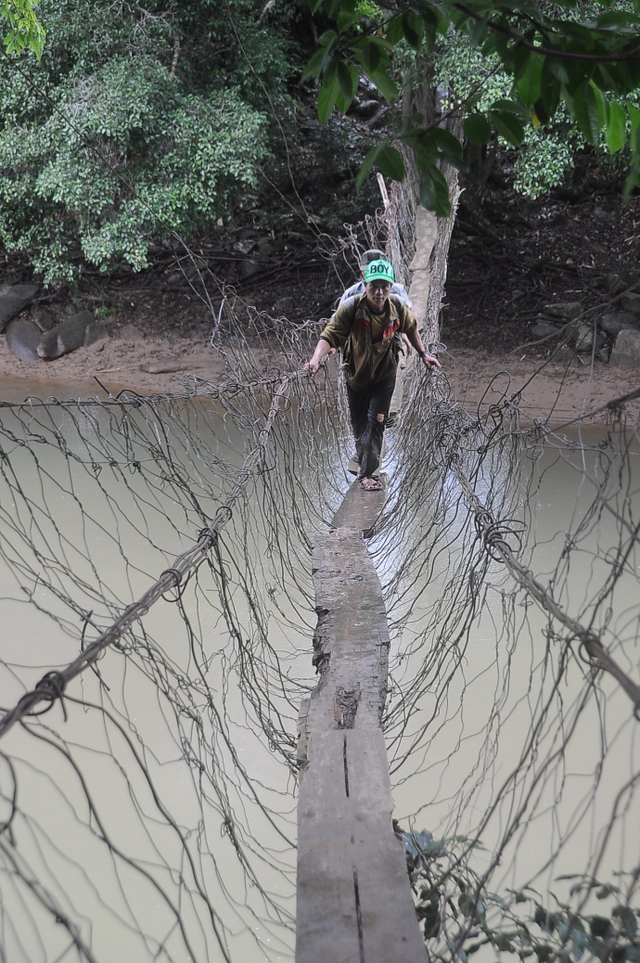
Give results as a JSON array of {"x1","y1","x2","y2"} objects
[{"x1": 340, "y1": 293, "x2": 406, "y2": 369}]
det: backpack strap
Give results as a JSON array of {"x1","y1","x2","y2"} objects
[{"x1": 341, "y1": 292, "x2": 405, "y2": 330}]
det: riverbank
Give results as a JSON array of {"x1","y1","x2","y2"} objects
[
  {"x1": 443, "y1": 347, "x2": 640, "y2": 428},
  {"x1": 1, "y1": 331, "x2": 638, "y2": 426}
]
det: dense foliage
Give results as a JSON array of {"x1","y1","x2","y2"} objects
[
  {"x1": 305, "y1": 0, "x2": 640, "y2": 214},
  {"x1": 0, "y1": 0, "x2": 307, "y2": 282}
]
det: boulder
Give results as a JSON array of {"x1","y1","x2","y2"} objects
[
  {"x1": 606, "y1": 272, "x2": 640, "y2": 296},
  {"x1": 551, "y1": 344, "x2": 578, "y2": 364},
  {"x1": 256, "y1": 237, "x2": 274, "y2": 256},
  {"x1": 542, "y1": 301, "x2": 583, "y2": 321},
  {"x1": 238, "y1": 259, "x2": 262, "y2": 279},
  {"x1": 0, "y1": 284, "x2": 39, "y2": 333},
  {"x1": 38, "y1": 310, "x2": 103, "y2": 360},
  {"x1": 575, "y1": 324, "x2": 594, "y2": 351},
  {"x1": 34, "y1": 307, "x2": 55, "y2": 332},
  {"x1": 621, "y1": 292, "x2": 640, "y2": 315},
  {"x1": 84, "y1": 321, "x2": 109, "y2": 347},
  {"x1": 610, "y1": 328, "x2": 640, "y2": 366},
  {"x1": 233, "y1": 238, "x2": 256, "y2": 255},
  {"x1": 116, "y1": 323, "x2": 144, "y2": 341},
  {"x1": 593, "y1": 204, "x2": 616, "y2": 222},
  {"x1": 600, "y1": 311, "x2": 639, "y2": 337},
  {"x1": 575, "y1": 326, "x2": 606, "y2": 353},
  {"x1": 5, "y1": 317, "x2": 41, "y2": 361},
  {"x1": 532, "y1": 321, "x2": 562, "y2": 338}
]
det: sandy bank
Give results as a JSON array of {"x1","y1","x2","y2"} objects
[{"x1": 0, "y1": 333, "x2": 638, "y2": 428}]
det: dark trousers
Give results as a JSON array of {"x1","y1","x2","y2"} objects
[{"x1": 345, "y1": 372, "x2": 396, "y2": 478}]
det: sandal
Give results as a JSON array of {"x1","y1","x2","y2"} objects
[{"x1": 359, "y1": 476, "x2": 383, "y2": 491}]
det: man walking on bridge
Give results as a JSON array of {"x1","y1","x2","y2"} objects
[{"x1": 305, "y1": 257, "x2": 440, "y2": 491}]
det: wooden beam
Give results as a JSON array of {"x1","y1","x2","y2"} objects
[
  {"x1": 330, "y1": 476, "x2": 388, "y2": 539},
  {"x1": 297, "y1": 729, "x2": 426, "y2": 963},
  {"x1": 296, "y1": 508, "x2": 427, "y2": 963}
]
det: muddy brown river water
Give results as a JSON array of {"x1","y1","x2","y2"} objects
[{"x1": 0, "y1": 378, "x2": 638, "y2": 962}]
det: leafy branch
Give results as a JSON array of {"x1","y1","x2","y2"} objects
[
  {"x1": 400, "y1": 828, "x2": 640, "y2": 962},
  {"x1": 1, "y1": 0, "x2": 44, "y2": 57},
  {"x1": 305, "y1": 0, "x2": 640, "y2": 213}
]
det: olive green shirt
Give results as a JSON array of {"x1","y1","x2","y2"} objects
[{"x1": 319, "y1": 293, "x2": 417, "y2": 390}]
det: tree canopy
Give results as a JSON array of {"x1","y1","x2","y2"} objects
[
  {"x1": 0, "y1": 0, "x2": 306, "y2": 282},
  {"x1": 304, "y1": 0, "x2": 640, "y2": 214}
]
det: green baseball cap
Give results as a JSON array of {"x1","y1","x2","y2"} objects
[{"x1": 364, "y1": 258, "x2": 394, "y2": 284}]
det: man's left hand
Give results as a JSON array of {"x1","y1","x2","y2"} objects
[{"x1": 420, "y1": 352, "x2": 441, "y2": 370}]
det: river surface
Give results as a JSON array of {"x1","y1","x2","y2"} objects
[{"x1": 0, "y1": 379, "x2": 638, "y2": 962}]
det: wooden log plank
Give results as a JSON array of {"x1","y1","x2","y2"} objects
[
  {"x1": 296, "y1": 730, "x2": 361, "y2": 963},
  {"x1": 296, "y1": 729, "x2": 427, "y2": 963},
  {"x1": 297, "y1": 482, "x2": 426, "y2": 963},
  {"x1": 307, "y1": 531, "x2": 390, "y2": 733},
  {"x1": 346, "y1": 730, "x2": 428, "y2": 963},
  {"x1": 330, "y1": 476, "x2": 388, "y2": 538}
]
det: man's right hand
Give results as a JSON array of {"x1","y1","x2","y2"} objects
[{"x1": 305, "y1": 341, "x2": 334, "y2": 374}]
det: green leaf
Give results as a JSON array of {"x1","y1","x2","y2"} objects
[
  {"x1": 464, "y1": 114, "x2": 492, "y2": 144},
  {"x1": 613, "y1": 905, "x2": 637, "y2": 938},
  {"x1": 421, "y1": 6, "x2": 439, "y2": 50},
  {"x1": 596, "y1": 10, "x2": 640, "y2": 29},
  {"x1": 365, "y1": 65, "x2": 400, "y2": 103},
  {"x1": 375, "y1": 144, "x2": 406, "y2": 181},
  {"x1": 546, "y1": 58, "x2": 570, "y2": 85},
  {"x1": 317, "y1": 60, "x2": 340, "y2": 124},
  {"x1": 491, "y1": 98, "x2": 528, "y2": 118},
  {"x1": 302, "y1": 46, "x2": 331, "y2": 81},
  {"x1": 539, "y1": 61, "x2": 561, "y2": 119},
  {"x1": 589, "y1": 916, "x2": 612, "y2": 939},
  {"x1": 355, "y1": 143, "x2": 385, "y2": 191},
  {"x1": 492, "y1": 29, "x2": 511, "y2": 64},
  {"x1": 407, "y1": 128, "x2": 465, "y2": 170},
  {"x1": 481, "y1": 33, "x2": 498, "y2": 57},
  {"x1": 386, "y1": 14, "x2": 404, "y2": 45},
  {"x1": 517, "y1": 54, "x2": 544, "y2": 107},
  {"x1": 466, "y1": 14, "x2": 488, "y2": 46},
  {"x1": 337, "y1": 61, "x2": 359, "y2": 106},
  {"x1": 318, "y1": 29, "x2": 338, "y2": 46},
  {"x1": 512, "y1": 44, "x2": 531, "y2": 83},
  {"x1": 593, "y1": 85, "x2": 608, "y2": 129},
  {"x1": 571, "y1": 82, "x2": 601, "y2": 145},
  {"x1": 464, "y1": 89, "x2": 483, "y2": 111},
  {"x1": 420, "y1": 164, "x2": 451, "y2": 217},
  {"x1": 595, "y1": 885, "x2": 620, "y2": 899},
  {"x1": 352, "y1": 37, "x2": 381, "y2": 72},
  {"x1": 558, "y1": 20, "x2": 598, "y2": 45},
  {"x1": 1, "y1": 0, "x2": 45, "y2": 57},
  {"x1": 594, "y1": 62, "x2": 622, "y2": 94},
  {"x1": 402, "y1": 10, "x2": 425, "y2": 48},
  {"x1": 429, "y1": 127, "x2": 464, "y2": 161},
  {"x1": 629, "y1": 103, "x2": 640, "y2": 154},
  {"x1": 337, "y1": 4, "x2": 357, "y2": 33},
  {"x1": 487, "y1": 110, "x2": 525, "y2": 146}
]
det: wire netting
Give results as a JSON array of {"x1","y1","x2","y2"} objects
[{"x1": 1, "y1": 240, "x2": 639, "y2": 962}]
